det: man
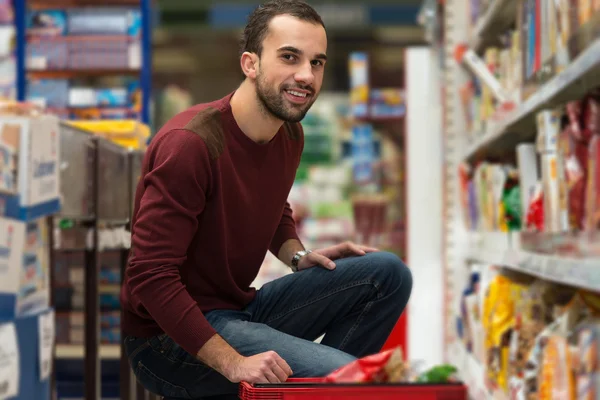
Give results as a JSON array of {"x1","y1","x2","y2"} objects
[{"x1": 121, "y1": 1, "x2": 412, "y2": 399}]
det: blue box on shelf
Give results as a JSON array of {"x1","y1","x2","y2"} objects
[
  {"x1": 0, "y1": 307, "x2": 53, "y2": 400},
  {"x1": 66, "y1": 7, "x2": 141, "y2": 36},
  {"x1": 96, "y1": 88, "x2": 128, "y2": 108}
]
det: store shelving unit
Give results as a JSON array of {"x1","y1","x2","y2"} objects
[
  {"x1": 12, "y1": 0, "x2": 153, "y2": 125},
  {"x1": 464, "y1": 37, "x2": 600, "y2": 163},
  {"x1": 54, "y1": 123, "x2": 143, "y2": 400},
  {"x1": 437, "y1": 0, "x2": 600, "y2": 398}
]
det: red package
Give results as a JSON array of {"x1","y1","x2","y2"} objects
[
  {"x1": 586, "y1": 135, "x2": 600, "y2": 230},
  {"x1": 566, "y1": 100, "x2": 584, "y2": 140},
  {"x1": 559, "y1": 127, "x2": 588, "y2": 230},
  {"x1": 581, "y1": 97, "x2": 600, "y2": 143},
  {"x1": 526, "y1": 184, "x2": 544, "y2": 232},
  {"x1": 325, "y1": 347, "x2": 408, "y2": 383}
]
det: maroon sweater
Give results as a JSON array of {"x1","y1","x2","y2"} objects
[{"x1": 120, "y1": 92, "x2": 303, "y2": 356}]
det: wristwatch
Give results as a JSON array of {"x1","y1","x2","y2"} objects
[{"x1": 291, "y1": 250, "x2": 311, "y2": 272}]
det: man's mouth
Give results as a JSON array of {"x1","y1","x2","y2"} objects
[
  {"x1": 283, "y1": 88, "x2": 313, "y2": 104},
  {"x1": 285, "y1": 89, "x2": 308, "y2": 98}
]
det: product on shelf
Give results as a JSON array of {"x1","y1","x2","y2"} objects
[
  {"x1": 459, "y1": 162, "x2": 522, "y2": 232},
  {"x1": 68, "y1": 119, "x2": 149, "y2": 150},
  {"x1": 26, "y1": 7, "x2": 141, "y2": 71},
  {"x1": 576, "y1": 322, "x2": 600, "y2": 400},
  {"x1": 586, "y1": 117, "x2": 600, "y2": 231},
  {"x1": 537, "y1": 109, "x2": 570, "y2": 233},
  {"x1": 0, "y1": 107, "x2": 61, "y2": 220}
]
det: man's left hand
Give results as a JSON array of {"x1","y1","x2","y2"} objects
[{"x1": 297, "y1": 242, "x2": 379, "y2": 271}]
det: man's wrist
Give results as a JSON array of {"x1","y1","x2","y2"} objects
[
  {"x1": 290, "y1": 249, "x2": 311, "y2": 272},
  {"x1": 277, "y1": 239, "x2": 306, "y2": 268}
]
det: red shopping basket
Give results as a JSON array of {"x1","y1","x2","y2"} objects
[{"x1": 239, "y1": 378, "x2": 468, "y2": 400}]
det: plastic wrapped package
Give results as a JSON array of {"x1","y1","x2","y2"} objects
[
  {"x1": 58, "y1": 124, "x2": 95, "y2": 218},
  {"x1": 96, "y1": 138, "x2": 129, "y2": 221}
]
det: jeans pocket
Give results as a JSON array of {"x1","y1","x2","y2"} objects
[{"x1": 134, "y1": 360, "x2": 192, "y2": 399}]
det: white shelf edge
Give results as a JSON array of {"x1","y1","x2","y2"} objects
[
  {"x1": 464, "y1": 37, "x2": 600, "y2": 162},
  {"x1": 55, "y1": 344, "x2": 121, "y2": 359},
  {"x1": 470, "y1": 0, "x2": 510, "y2": 50},
  {"x1": 465, "y1": 232, "x2": 600, "y2": 291}
]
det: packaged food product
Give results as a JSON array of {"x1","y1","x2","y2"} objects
[
  {"x1": 539, "y1": 335, "x2": 576, "y2": 400},
  {"x1": 581, "y1": 97, "x2": 600, "y2": 143},
  {"x1": 559, "y1": 126, "x2": 588, "y2": 230},
  {"x1": 483, "y1": 274, "x2": 521, "y2": 391},
  {"x1": 325, "y1": 347, "x2": 410, "y2": 383},
  {"x1": 525, "y1": 183, "x2": 545, "y2": 231},
  {"x1": 501, "y1": 168, "x2": 522, "y2": 231},
  {"x1": 567, "y1": 100, "x2": 584, "y2": 141},
  {"x1": 585, "y1": 133, "x2": 600, "y2": 230},
  {"x1": 576, "y1": 322, "x2": 600, "y2": 400}
]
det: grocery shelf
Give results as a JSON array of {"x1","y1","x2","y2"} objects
[
  {"x1": 55, "y1": 344, "x2": 120, "y2": 360},
  {"x1": 469, "y1": 0, "x2": 516, "y2": 54},
  {"x1": 466, "y1": 231, "x2": 600, "y2": 292},
  {"x1": 464, "y1": 38, "x2": 600, "y2": 163},
  {"x1": 29, "y1": 0, "x2": 141, "y2": 9},
  {"x1": 28, "y1": 69, "x2": 141, "y2": 79}
]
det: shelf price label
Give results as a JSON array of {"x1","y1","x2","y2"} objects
[
  {"x1": 38, "y1": 310, "x2": 55, "y2": 381},
  {"x1": 0, "y1": 323, "x2": 19, "y2": 400}
]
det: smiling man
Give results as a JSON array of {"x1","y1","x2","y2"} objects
[{"x1": 121, "y1": 1, "x2": 412, "y2": 399}]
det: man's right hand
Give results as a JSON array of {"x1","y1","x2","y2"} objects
[
  {"x1": 197, "y1": 334, "x2": 293, "y2": 384},
  {"x1": 226, "y1": 351, "x2": 293, "y2": 383}
]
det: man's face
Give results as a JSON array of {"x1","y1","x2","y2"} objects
[{"x1": 254, "y1": 14, "x2": 327, "y2": 123}]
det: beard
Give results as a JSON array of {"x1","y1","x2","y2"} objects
[{"x1": 255, "y1": 71, "x2": 317, "y2": 123}]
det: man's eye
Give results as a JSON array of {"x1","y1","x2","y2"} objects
[
  {"x1": 311, "y1": 60, "x2": 323, "y2": 67},
  {"x1": 282, "y1": 54, "x2": 296, "y2": 61}
]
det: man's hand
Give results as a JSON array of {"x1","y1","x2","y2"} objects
[
  {"x1": 197, "y1": 335, "x2": 292, "y2": 384},
  {"x1": 297, "y1": 241, "x2": 379, "y2": 271},
  {"x1": 225, "y1": 351, "x2": 293, "y2": 384}
]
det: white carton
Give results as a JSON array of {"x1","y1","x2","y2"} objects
[
  {"x1": 0, "y1": 114, "x2": 61, "y2": 221},
  {"x1": 0, "y1": 216, "x2": 49, "y2": 319},
  {"x1": 0, "y1": 217, "x2": 26, "y2": 318}
]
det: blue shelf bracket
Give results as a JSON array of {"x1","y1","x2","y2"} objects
[
  {"x1": 14, "y1": 0, "x2": 26, "y2": 102},
  {"x1": 141, "y1": 0, "x2": 152, "y2": 127}
]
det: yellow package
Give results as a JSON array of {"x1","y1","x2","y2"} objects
[{"x1": 482, "y1": 274, "x2": 524, "y2": 391}]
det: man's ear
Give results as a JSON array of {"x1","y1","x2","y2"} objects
[{"x1": 240, "y1": 52, "x2": 259, "y2": 79}]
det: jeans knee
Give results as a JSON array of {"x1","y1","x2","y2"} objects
[{"x1": 367, "y1": 252, "x2": 412, "y2": 294}]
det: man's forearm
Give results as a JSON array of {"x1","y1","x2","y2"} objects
[
  {"x1": 196, "y1": 334, "x2": 243, "y2": 378},
  {"x1": 277, "y1": 238, "x2": 305, "y2": 267}
]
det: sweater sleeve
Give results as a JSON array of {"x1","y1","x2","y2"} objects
[
  {"x1": 269, "y1": 201, "x2": 300, "y2": 256},
  {"x1": 127, "y1": 129, "x2": 216, "y2": 356},
  {"x1": 269, "y1": 123, "x2": 303, "y2": 256}
]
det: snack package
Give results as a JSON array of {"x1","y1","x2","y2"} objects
[
  {"x1": 576, "y1": 322, "x2": 600, "y2": 400},
  {"x1": 539, "y1": 335, "x2": 577, "y2": 400},
  {"x1": 582, "y1": 97, "x2": 600, "y2": 143},
  {"x1": 559, "y1": 126, "x2": 588, "y2": 230},
  {"x1": 325, "y1": 347, "x2": 410, "y2": 383},
  {"x1": 585, "y1": 133, "x2": 600, "y2": 231},
  {"x1": 526, "y1": 183, "x2": 545, "y2": 232},
  {"x1": 501, "y1": 167, "x2": 522, "y2": 231},
  {"x1": 483, "y1": 274, "x2": 520, "y2": 391}
]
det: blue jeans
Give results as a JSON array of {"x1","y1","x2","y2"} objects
[{"x1": 124, "y1": 251, "x2": 412, "y2": 399}]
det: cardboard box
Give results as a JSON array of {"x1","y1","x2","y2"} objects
[{"x1": 0, "y1": 114, "x2": 61, "y2": 220}]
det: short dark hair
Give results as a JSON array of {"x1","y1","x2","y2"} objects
[{"x1": 241, "y1": 0, "x2": 325, "y2": 56}]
